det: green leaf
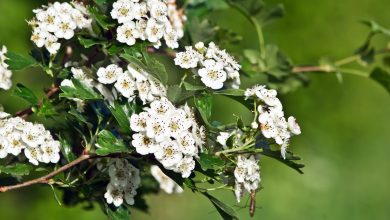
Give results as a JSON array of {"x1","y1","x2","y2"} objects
[
  {"x1": 142, "y1": 51, "x2": 169, "y2": 85},
  {"x1": 78, "y1": 36, "x2": 106, "y2": 48},
  {"x1": 96, "y1": 130, "x2": 129, "y2": 155},
  {"x1": 197, "y1": 153, "x2": 225, "y2": 170},
  {"x1": 60, "y1": 79, "x2": 102, "y2": 100},
  {"x1": 5, "y1": 52, "x2": 38, "y2": 70},
  {"x1": 107, "y1": 206, "x2": 130, "y2": 220},
  {"x1": 94, "y1": 0, "x2": 107, "y2": 5},
  {"x1": 215, "y1": 89, "x2": 245, "y2": 97},
  {"x1": 243, "y1": 49, "x2": 261, "y2": 64},
  {"x1": 370, "y1": 67, "x2": 390, "y2": 94},
  {"x1": 258, "y1": 4, "x2": 285, "y2": 24},
  {"x1": 107, "y1": 102, "x2": 132, "y2": 133},
  {"x1": 202, "y1": 192, "x2": 239, "y2": 220},
  {"x1": 12, "y1": 83, "x2": 38, "y2": 105},
  {"x1": 167, "y1": 85, "x2": 195, "y2": 104},
  {"x1": 194, "y1": 93, "x2": 213, "y2": 127},
  {"x1": 88, "y1": 6, "x2": 115, "y2": 30},
  {"x1": 183, "y1": 82, "x2": 206, "y2": 91},
  {"x1": 261, "y1": 149, "x2": 305, "y2": 174},
  {"x1": 59, "y1": 136, "x2": 77, "y2": 162},
  {"x1": 205, "y1": 0, "x2": 229, "y2": 10},
  {"x1": 0, "y1": 163, "x2": 34, "y2": 176}
]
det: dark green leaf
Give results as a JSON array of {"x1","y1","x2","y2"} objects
[
  {"x1": 194, "y1": 93, "x2": 213, "y2": 127},
  {"x1": 370, "y1": 67, "x2": 390, "y2": 94},
  {"x1": 197, "y1": 153, "x2": 225, "y2": 170},
  {"x1": 88, "y1": 6, "x2": 115, "y2": 30},
  {"x1": 202, "y1": 192, "x2": 238, "y2": 220},
  {"x1": 96, "y1": 130, "x2": 129, "y2": 155},
  {"x1": 5, "y1": 52, "x2": 38, "y2": 71},
  {"x1": 183, "y1": 82, "x2": 206, "y2": 91},
  {"x1": 107, "y1": 206, "x2": 130, "y2": 220},
  {"x1": 107, "y1": 102, "x2": 132, "y2": 133},
  {"x1": 142, "y1": 51, "x2": 168, "y2": 85},
  {"x1": 258, "y1": 4, "x2": 285, "y2": 24},
  {"x1": 261, "y1": 149, "x2": 305, "y2": 174},
  {"x1": 13, "y1": 83, "x2": 38, "y2": 105},
  {"x1": 0, "y1": 163, "x2": 34, "y2": 176},
  {"x1": 60, "y1": 79, "x2": 102, "y2": 100},
  {"x1": 167, "y1": 85, "x2": 182, "y2": 103},
  {"x1": 59, "y1": 136, "x2": 77, "y2": 162},
  {"x1": 215, "y1": 89, "x2": 245, "y2": 97}
]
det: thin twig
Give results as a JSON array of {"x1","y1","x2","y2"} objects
[{"x1": 0, "y1": 154, "x2": 94, "y2": 193}]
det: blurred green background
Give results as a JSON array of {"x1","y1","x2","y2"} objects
[{"x1": 1, "y1": 0, "x2": 390, "y2": 219}]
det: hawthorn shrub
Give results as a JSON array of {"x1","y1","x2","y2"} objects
[{"x1": 0, "y1": 0, "x2": 390, "y2": 219}]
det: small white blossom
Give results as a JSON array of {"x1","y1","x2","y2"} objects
[
  {"x1": 97, "y1": 64, "x2": 123, "y2": 84},
  {"x1": 111, "y1": 0, "x2": 135, "y2": 24},
  {"x1": 117, "y1": 22, "x2": 140, "y2": 46},
  {"x1": 234, "y1": 155, "x2": 260, "y2": 203},
  {"x1": 145, "y1": 19, "x2": 164, "y2": 43},
  {"x1": 104, "y1": 183, "x2": 124, "y2": 207},
  {"x1": 132, "y1": 133, "x2": 158, "y2": 155},
  {"x1": 288, "y1": 116, "x2": 301, "y2": 135},
  {"x1": 114, "y1": 73, "x2": 136, "y2": 98},
  {"x1": 150, "y1": 165, "x2": 183, "y2": 194},
  {"x1": 0, "y1": 46, "x2": 12, "y2": 90},
  {"x1": 154, "y1": 140, "x2": 183, "y2": 168},
  {"x1": 174, "y1": 47, "x2": 201, "y2": 69},
  {"x1": 175, "y1": 156, "x2": 195, "y2": 178},
  {"x1": 198, "y1": 59, "x2": 227, "y2": 89}
]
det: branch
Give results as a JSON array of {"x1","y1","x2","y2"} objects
[
  {"x1": 14, "y1": 85, "x2": 60, "y2": 119},
  {"x1": 0, "y1": 154, "x2": 94, "y2": 193}
]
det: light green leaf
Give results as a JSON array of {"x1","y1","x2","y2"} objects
[
  {"x1": 5, "y1": 52, "x2": 38, "y2": 70},
  {"x1": 96, "y1": 130, "x2": 129, "y2": 155},
  {"x1": 194, "y1": 93, "x2": 213, "y2": 127},
  {"x1": 183, "y1": 82, "x2": 206, "y2": 91},
  {"x1": 78, "y1": 36, "x2": 106, "y2": 48},
  {"x1": 107, "y1": 102, "x2": 132, "y2": 133},
  {"x1": 107, "y1": 206, "x2": 130, "y2": 220},
  {"x1": 197, "y1": 153, "x2": 225, "y2": 170},
  {"x1": 60, "y1": 79, "x2": 102, "y2": 100},
  {"x1": 0, "y1": 163, "x2": 34, "y2": 176}
]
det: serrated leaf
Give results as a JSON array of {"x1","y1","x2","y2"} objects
[
  {"x1": 78, "y1": 36, "x2": 106, "y2": 48},
  {"x1": 142, "y1": 51, "x2": 168, "y2": 85},
  {"x1": 96, "y1": 130, "x2": 129, "y2": 155},
  {"x1": 197, "y1": 153, "x2": 225, "y2": 170},
  {"x1": 60, "y1": 79, "x2": 102, "y2": 100},
  {"x1": 370, "y1": 67, "x2": 390, "y2": 94},
  {"x1": 13, "y1": 83, "x2": 39, "y2": 105},
  {"x1": 107, "y1": 206, "x2": 130, "y2": 220},
  {"x1": 107, "y1": 102, "x2": 132, "y2": 133},
  {"x1": 183, "y1": 81, "x2": 206, "y2": 91},
  {"x1": 5, "y1": 52, "x2": 38, "y2": 70},
  {"x1": 0, "y1": 163, "x2": 34, "y2": 176},
  {"x1": 202, "y1": 192, "x2": 239, "y2": 220},
  {"x1": 37, "y1": 99, "x2": 57, "y2": 117},
  {"x1": 88, "y1": 6, "x2": 115, "y2": 30}
]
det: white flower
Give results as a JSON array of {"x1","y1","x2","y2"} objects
[
  {"x1": 145, "y1": 19, "x2": 164, "y2": 43},
  {"x1": 44, "y1": 34, "x2": 61, "y2": 54},
  {"x1": 104, "y1": 183, "x2": 124, "y2": 207},
  {"x1": 54, "y1": 17, "x2": 76, "y2": 39},
  {"x1": 0, "y1": 66, "x2": 12, "y2": 90},
  {"x1": 148, "y1": 97, "x2": 174, "y2": 116},
  {"x1": 71, "y1": 8, "x2": 92, "y2": 29},
  {"x1": 288, "y1": 116, "x2": 301, "y2": 135},
  {"x1": 6, "y1": 132, "x2": 25, "y2": 156},
  {"x1": 177, "y1": 132, "x2": 197, "y2": 156},
  {"x1": 217, "y1": 132, "x2": 231, "y2": 147},
  {"x1": 0, "y1": 136, "x2": 9, "y2": 158},
  {"x1": 176, "y1": 156, "x2": 195, "y2": 178},
  {"x1": 114, "y1": 73, "x2": 136, "y2": 98},
  {"x1": 234, "y1": 155, "x2": 260, "y2": 202},
  {"x1": 146, "y1": 116, "x2": 169, "y2": 142},
  {"x1": 150, "y1": 1, "x2": 168, "y2": 23},
  {"x1": 166, "y1": 110, "x2": 191, "y2": 138},
  {"x1": 110, "y1": 0, "x2": 135, "y2": 24},
  {"x1": 132, "y1": 133, "x2": 158, "y2": 155},
  {"x1": 150, "y1": 165, "x2": 183, "y2": 194},
  {"x1": 130, "y1": 112, "x2": 149, "y2": 132},
  {"x1": 22, "y1": 125, "x2": 44, "y2": 148},
  {"x1": 154, "y1": 140, "x2": 182, "y2": 168},
  {"x1": 31, "y1": 28, "x2": 48, "y2": 48},
  {"x1": 174, "y1": 47, "x2": 200, "y2": 69},
  {"x1": 164, "y1": 29, "x2": 179, "y2": 49},
  {"x1": 35, "y1": 7, "x2": 60, "y2": 33},
  {"x1": 136, "y1": 19, "x2": 148, "y2": 40},
  {"x1": 24, "y1": 147, "x2": 42, "y2": 166},
  {"x1": 117, "y1": 22, "x2": 139, "y2": 46},
  {"x1": 123, "y1": 182, "x2": 137, "y2": 205},
  {"x1": 198, "y1": 59, "x2": 227, "y2": 89},
  {"x1": 97, "y1": 64, "x2": 123, "y2": 84},
  {"x1": 40, "y1": 141, "x2": 61, "y2": 163}
]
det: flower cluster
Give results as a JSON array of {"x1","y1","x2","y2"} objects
[
  {"x1": 0, "y1": 112, "x2": 61, "y2": 165},
  {"x1": 234, "y1": 155, "x2": 260, "y2": 202},
  {"x1": 96, "y1": 64, "x2": 166, "y2": 104},
  {"x1": 110, "y1": 0, "x2": 185, "y2": 48},
  {"x1": 104, "y1": 159, "x2": 141, "y2": 207},
  {"x1": 245, "y1": 85, "x2": 301, "y2": 159},
  {"x1": 150, "y1": 165, "x2": 183, "y2": 194},
  {"x1": 166, "y1": 0, "x2": 186, "y2": 39},
  {"x1": 0, "y1": 46, "x2": 12, "y2": 90},
  {"x1": 29, "y1": 1, "x2": 92, "y2": 54},
  {"x1": 130, "y1": 98, "x2": 205, "y2": 178},
  {"x1": 175, "y1": 42, "x2": 241, "y2": 89}
]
